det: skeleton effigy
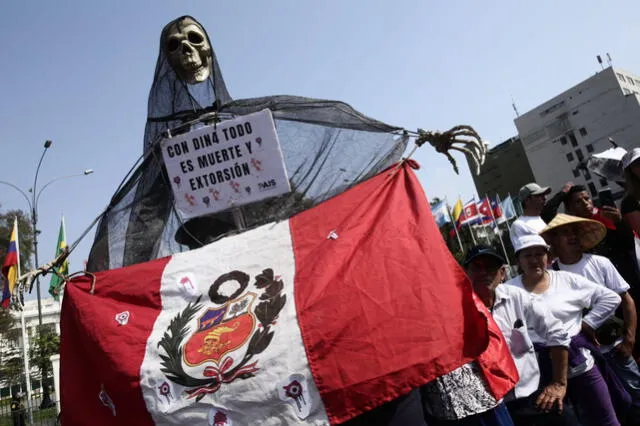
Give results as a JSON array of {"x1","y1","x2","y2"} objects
[
  {"x1": 84, "y1": 16, "x2": 486, "y2": 272},
  {"x1": 40, "y1": 16, "x2": 518, "y2": 426}
]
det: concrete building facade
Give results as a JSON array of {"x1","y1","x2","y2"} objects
[
  {"x1": 514, "y1": 66, "x2": 640, "y2": 202},
  {"x1": 469, "y1": 136, "x2": 536, "y2": 201}
]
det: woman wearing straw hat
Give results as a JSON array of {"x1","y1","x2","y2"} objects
[
  {"x1": 541, "y1": 214, "x2": 640, "y2": 423},
  {"x1": 506, "y1": 234, "x2": 622, "y2": 426}
]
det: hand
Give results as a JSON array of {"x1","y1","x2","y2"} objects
[
  {"x1": 561, "y1": 182, "x2": 574, "y2": 193},
  {"x1": 581, "y1": 322, "x2": 600, "y2": 346},
  {"x1": 600, "y1": 206, "x2": 622, "y2": 224},
  {"x1": 536, "y1": 382, "x2": 566, "y2": 412},
  {"x1": 615, "y1": 339, "x2": 635, "y2": 359}
]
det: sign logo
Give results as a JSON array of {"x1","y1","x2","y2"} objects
[
  {"x1": 158, "y1": 269, "x2": 287, "y2": 401},
  {"x1": 258, "y1": 179, "x2": 277, "y2": 191}
]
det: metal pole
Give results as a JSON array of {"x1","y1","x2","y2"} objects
[
  {"x1": 32, "y1": 141, "x2": 51, "y2": 329},
  {"x1": 487, "y1": 194, "x2": 511, "y2": 267},
  {"x1": 14, "y1": 217, "x2": 33, "y2": 423},
  {"x1": 21, "y1": 311, "x2": 34, "y2": 423}
]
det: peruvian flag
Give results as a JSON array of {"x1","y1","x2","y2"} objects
[{"x1": 61, "y1": 163, "x2": 517, "y2": 425}]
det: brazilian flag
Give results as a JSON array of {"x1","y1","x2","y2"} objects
[{"x1": 49, "y1": 218, "x2": 68, "y2": 300}]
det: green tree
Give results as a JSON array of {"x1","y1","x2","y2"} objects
[
  {"x1": 0, "y1": 206, "x2": 34, "y2": 273},
  {"x1": 0, "y1": 311, "x2": 26, "y2": 391},
  {"x1": 29, "y1": 326, "x2": 59, "y2": 407},
  {"x1": 0, "y1": 308, "x2": 16, "y2": 335}
]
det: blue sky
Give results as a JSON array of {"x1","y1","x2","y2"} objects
[{"x1": 1, "y1": 1, "x2": 639, "y2": 300}]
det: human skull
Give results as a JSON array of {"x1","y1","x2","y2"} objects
[{"x1": 163, "y1": 17, "x2": 212, "y2": 84}]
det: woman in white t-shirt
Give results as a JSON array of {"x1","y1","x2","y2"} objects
[{"x1": 507, "y1": 234, "x2": 622, "y2": 426}]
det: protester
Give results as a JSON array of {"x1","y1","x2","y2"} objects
[
  {"x1": 621, "y1": 148, "x2": 640, "y2": 226},
  {"x1": 463, "y1": 244, "x2": 578, "y2": 426},
  {"x1": 10, "y1": 393, "x2": 25, "y2": 426},
  {"x1": 545, "y1": 185, "x2": 639, "y2": 287},
  {"x1": 507, "y1": 234, "x2": 622, "y2": 426},
  {"x1": 540, "y1": 182, "x2": 574, "y2": 224},
  {"x1": 509, "y1": 183, "x2": 552, "y2": 246},
  {"x1": 421, "y1": 360, "x2": 516, "y2": 426},
  {"x1": 548, "y1": 184, "x2": 640, "y2": 356},
  {"x1": 541, "y1": 214, "x2": 640, "y2": 421}
]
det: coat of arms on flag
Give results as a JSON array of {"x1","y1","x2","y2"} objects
[{"x1": 158, "y1": 269, "x2": 286, "y2": 400}]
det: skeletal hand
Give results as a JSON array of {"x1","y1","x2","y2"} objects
[{"x1": 416, "y1": 125, "x2": 487, "y2": 175}]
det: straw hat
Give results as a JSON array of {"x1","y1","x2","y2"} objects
[
  {"x1": 513, "y1": 234, "x2": 550, "y2": 254},
  {"x1": 540, "y1": 213, "x2": 606, "y2": 251}
]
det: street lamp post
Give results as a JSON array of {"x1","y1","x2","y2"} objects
[
  {"x1": 1, "y1": 140, "x2": 93, "y2": 408},
  {"x1": 0, "y1": 140, "x2": 93, "y2": 325}
]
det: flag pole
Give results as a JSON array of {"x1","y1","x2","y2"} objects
[
  {"x1": 478, "y1": 196, "x2": 491, "y2": 245},
  {"x1": 468, "y1": 197, "x2": 478, "y2": 245},
  {"x1": 506, "y1": 192, "x2": 516, "y2": 234},
  {"x1": 14, "y1": 218, "x2": 34, "y2": 418},
  {"x1": 446, "y1": 197, "x2": 464, "y2": 253},
  {"x1": 487, "y1": 195, "x2": 511, "y2": 267}
]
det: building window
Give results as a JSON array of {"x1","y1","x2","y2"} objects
[
  {"x1": 573, "y1": 168, "x2": 580, "y2": 178},
  {"x1": 583, "y1": 169, "x2": 592, "y2": 180},
  {"x1": 624, "y1": 88, "x2": 632, "y2": 95},
  {"x1": 617, "y1": 73, "x2": 625, "y2": 82},
  {"x1": 588, "y1": 182, "x2": 597, "y2": 197},
  {"x1": 579, "y1": 127, "x2": 588, "y2": 137},
  {"x1": 568, "y1": 132, "x2": 578, "y2": 147},
  {"x1": 636, "y1": 79, "x2": 640, "y2": 87},
  {"x1": 560, "y1": 136, "x2": 568, "y2": 145},
  {"x1": 586, "y1": 144, "x2": 594, "y2": 153},
  {"x1": 600, "y1": 178, "x2": 608, "y2": 187},
  {"x1": 575, "y1": 149, "x2": 584, "y2": 162},
  {"x1": 628, "y1": 76, "x2": 636, "y2": 85},
  {"x1": 566, "y1": 152, "x2": 574, "y2": 162}
]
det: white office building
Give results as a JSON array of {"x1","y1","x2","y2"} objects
[
  {"x1": 514, "y1": 66, "x2": 640, "y2": 201},
  {"x1": 0, "y1": 298, "x2": 61, "y2": 394}
]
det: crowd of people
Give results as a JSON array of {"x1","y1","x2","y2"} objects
[
  {"x1": 342, "y1": 149, "x2": 640, "y2": 426},
  {"x1": 429, "y1": 148, "x2": 640, "y2": 426}
]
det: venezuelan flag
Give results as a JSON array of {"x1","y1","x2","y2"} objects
[{"x1": 1, "y1": 218, "x2": 19, "y2": 308}]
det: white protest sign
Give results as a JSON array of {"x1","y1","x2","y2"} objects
[{"x1": 161, "y1": 109, "x2": 290, "y2": 220}]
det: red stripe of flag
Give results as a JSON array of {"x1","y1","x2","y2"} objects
[
  {"x1": 60, "y1": 257, "x2": 168, "y2": 426},
  {"x1": 291, "y1": 163, "x2": 494, "y2": 424}
]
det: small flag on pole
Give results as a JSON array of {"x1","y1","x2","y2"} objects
[
  {"x1": 49, "y1": 217, "x2": 69, "y2": 300},
  {"x1": 500, "y1": 196, "x2": 517, "y2": 220},
  {"x1": 1, "y1": 218, "x2": 20, "y2": 308},
  {"x1": 430, "y1": 200, "x2": 451, "y2": 227}
]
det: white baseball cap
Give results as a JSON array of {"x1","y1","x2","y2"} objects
[{"x1": 513, "y1": 234, "x2": 550, "y2": 254}]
